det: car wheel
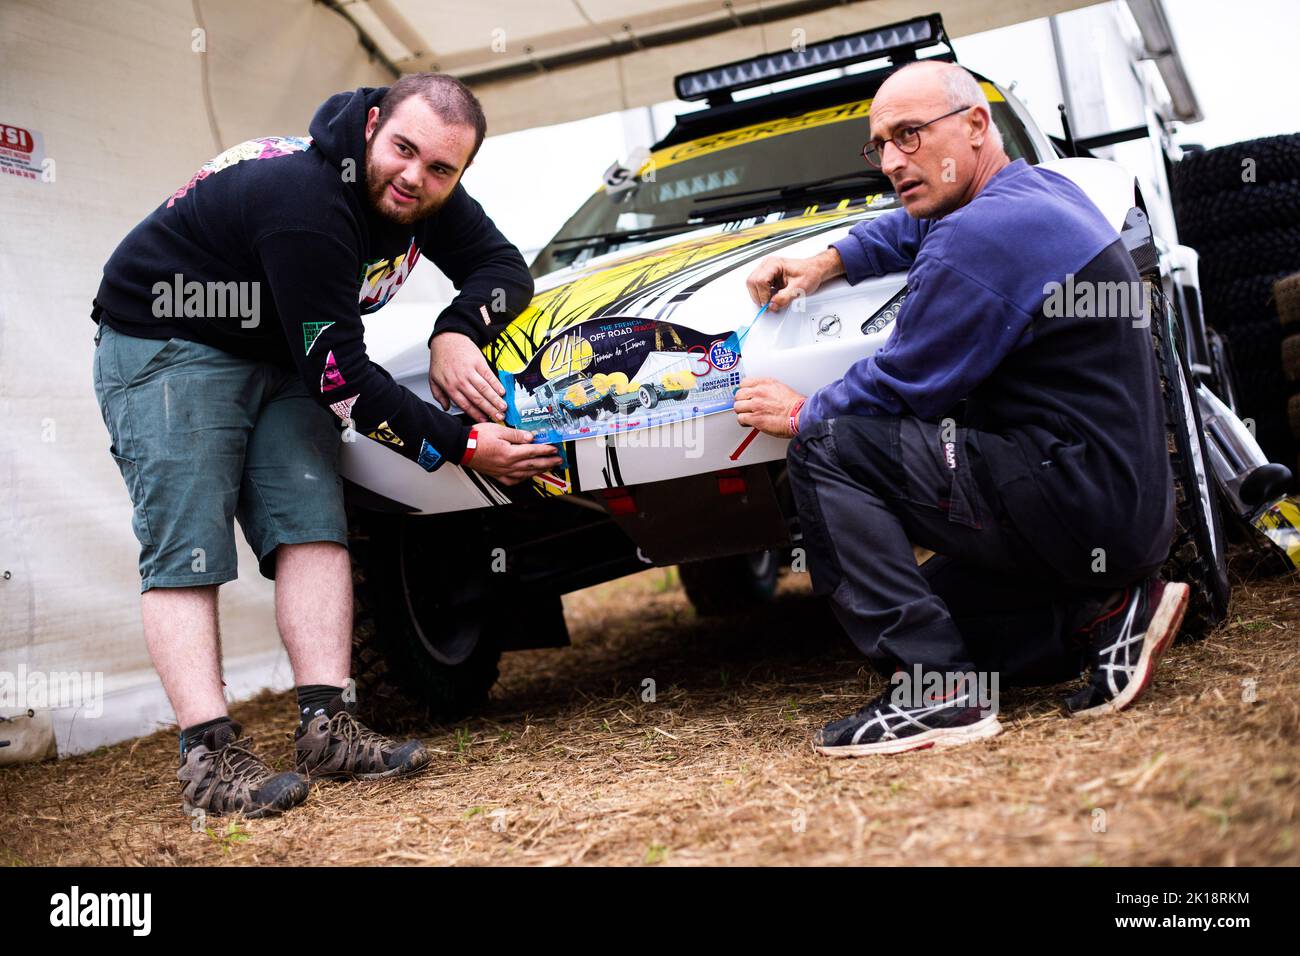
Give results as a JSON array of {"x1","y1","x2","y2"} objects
[
  {"x1": 678, "y1": 550, "x2": 780, "y2": 617},
  {"x1": 1152, "y1": 285, "x2": 1232, "y2": 640},
  {"x1": 348, "y1": 506, "x2": 502, "y2": 730},
  {"x1": 639, "y1": 385, "x2": 659, "y2": 409}
]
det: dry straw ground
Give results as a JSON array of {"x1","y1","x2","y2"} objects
[{"x1": 2, "y1": 555, "x2": 1297, "y2": 867}]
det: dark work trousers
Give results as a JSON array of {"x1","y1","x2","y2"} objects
[{"x1": 787, "y1": 415, "x2": 1118, "y2": 686}]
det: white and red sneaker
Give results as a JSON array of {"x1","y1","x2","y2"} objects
[
  {"x1": 812, "y1": 684, "x2": 1002, "y2": 757},
  {"x1": 1063, "y1": 577, "x2": 1190, "y2": 719}
]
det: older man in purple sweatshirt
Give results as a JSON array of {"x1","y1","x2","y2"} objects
[{"x1": 734, "y1": 61, "x2": 1186, "y2": 757}]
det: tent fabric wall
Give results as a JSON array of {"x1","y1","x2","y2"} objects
[{"x1": 0, "y1": 0, "x2": 390, "y2": 755}]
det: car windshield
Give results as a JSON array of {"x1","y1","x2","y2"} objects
[{"x1": 532, "y1": 90, "x2": 1033, "y2": 277}]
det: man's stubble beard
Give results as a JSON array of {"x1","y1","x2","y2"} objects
[
  {"x1": 363, "y1": 146, "x2": 448, "y2": 226},
  {"x1": 904, "y1": 180, "x2": 970, "y2": 221}
]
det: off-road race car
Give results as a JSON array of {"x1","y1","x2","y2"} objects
[{"x1": 342, "y1": 13, "x2": 1300, "y2": 725}]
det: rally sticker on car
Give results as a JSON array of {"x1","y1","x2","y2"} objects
[
  {"x1": 478, "y1": 207, "x2": 875, "y2": 500},
  {"x1": 502, "y1": 317, "x2": 744, "y2": 444}
]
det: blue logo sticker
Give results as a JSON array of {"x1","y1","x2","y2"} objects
[
  {"x1": 709, "y1": 339, "x2": 740, "y2": 371},
  {"x1": 416, "y1": 439, "x2": 443, "y2": 471}
]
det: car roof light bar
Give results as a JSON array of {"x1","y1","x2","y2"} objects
[{"x1": 673, "y1": 13, "x2": 950, "y2": 104}]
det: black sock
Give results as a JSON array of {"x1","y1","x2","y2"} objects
[
  {"x1": 296, "y1": 684, "x2": 345, "y2": 727},
  {"x1": 180, "y1": 715, "x2": 235, "y2": 757}
]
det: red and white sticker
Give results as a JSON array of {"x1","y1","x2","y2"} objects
[{"x1": 0, "y1": 123, "x2": 47, "y2": 182}]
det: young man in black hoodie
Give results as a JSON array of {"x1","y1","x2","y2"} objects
[{"x1": 92, "y1": 74, "x2": 559, "y2": 817}]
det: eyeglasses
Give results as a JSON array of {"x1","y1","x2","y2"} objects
[{"x1": 861, "y1": 105, "x2": 973, "y2": 168}]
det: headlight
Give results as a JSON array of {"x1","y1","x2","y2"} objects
[{"x1": 773, "y1": 278, "x2": 907, "y2": 347}]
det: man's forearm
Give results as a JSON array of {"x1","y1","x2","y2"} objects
[
  {"x1": 831, "y1": 208, "x2": 929, "y2": 282},
  {"x1": 814, "y1": 246, "x2": 846, "y2": 283}
]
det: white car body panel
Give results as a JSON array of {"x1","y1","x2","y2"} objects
[{"x1": 343, "y1": 155, "x2": 1140, "y2": 516}]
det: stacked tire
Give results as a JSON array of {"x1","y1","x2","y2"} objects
[
  {"x1": 1171, "y1": 133, "x2": 1300, "y2": 474},
  {"x1": 1280, "y1": 273, "x2": 1300, "y2": 475}
]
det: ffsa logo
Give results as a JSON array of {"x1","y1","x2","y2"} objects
[{"x1": 49, "y1": 886, "x2": 151, "y2": 936}]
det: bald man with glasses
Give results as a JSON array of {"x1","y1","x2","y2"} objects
[{"x1": 734, "y1": 61, "x2": 1185, "y2": 756}]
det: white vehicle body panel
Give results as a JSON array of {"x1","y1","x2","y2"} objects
[{"x1": 342, "y1": 129, "x2": 1139, "y2": 516}]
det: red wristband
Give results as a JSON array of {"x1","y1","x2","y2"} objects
[
  {"x1": 788, "y1": 399, "x2": 805, "y2": 437},
  {"x1": 461, "y1": 425, "x2": 479, "y2": 465}
]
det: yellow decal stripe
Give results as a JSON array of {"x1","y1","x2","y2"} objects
[
  {"x1": 632, "y1": 82, "x2": 1005, "y2": 177},
  {"x1": 487, "y1": 206, "x2": 863, "y2": 374},
  {"x1": 1253, "y1": 497, "x2": 1300, "y2": 566}
]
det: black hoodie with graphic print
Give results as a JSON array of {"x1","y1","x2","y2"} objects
[{"x1": 91, "y1": 86, "x2": 533, "y2": 469}]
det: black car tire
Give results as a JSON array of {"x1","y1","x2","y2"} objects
[
  {"x1": 1152, "y1": 285, "x2": 1232, "y2": 640},
  {"x1": 679, "y1": 550, "x2": 780, "y2": 617},
  {"x1": 349, "y1": 507, "x2": 502, "y2": 730}
]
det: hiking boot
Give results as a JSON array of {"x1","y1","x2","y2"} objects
[
  {"x1": 295, "y1": 696, "x2": 430, "y2": 780},
  {"x1": 812, "y1": 681, "x2": 1002, "y2": 757},
  {"x1": 178, "y1": 719, "x2": 309, "y2": 818},
  {"x1": 1063, "y1": 577, "x2": 1189, "y2": 719}
]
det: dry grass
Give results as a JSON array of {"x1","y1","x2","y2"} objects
[{"x1": 2, "y1": 557, "x2": 1297, "y2": 867}]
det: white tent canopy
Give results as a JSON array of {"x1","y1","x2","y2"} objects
[{"x1": 331, "y1": 0, "x2": 1110, "y2": 133}]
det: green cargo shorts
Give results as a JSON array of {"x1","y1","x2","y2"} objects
[{"x1": 92, "y1": 322, "x2": 348, "y2": 592}]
